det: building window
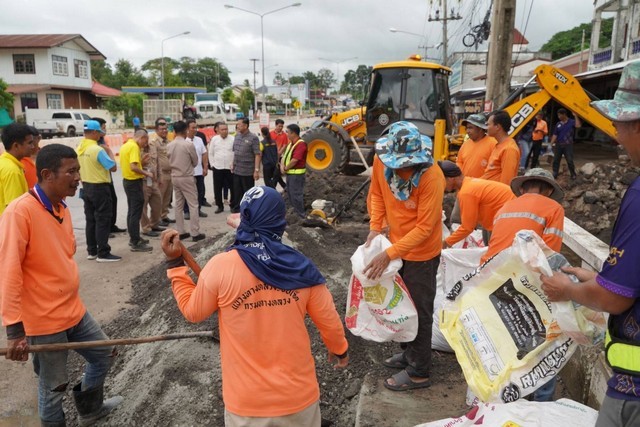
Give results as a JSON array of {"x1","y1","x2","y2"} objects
[
  {"x1": 52, "y1": 55, "x2": 68, "y2": 76},
  {"x1": 74, "y1": 59, "x2": 88, "y2": 78},
  {"x1": 20, "y1": 93, "x2": 38, "y2": 112},
  {"x1": 13, "y1": 54, "x2": 36, "y2": 74},
  {"x1": 46, "y1": 93, "x2": 62, "y2": 109}
]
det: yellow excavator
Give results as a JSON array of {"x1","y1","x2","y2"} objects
[{"x1": 302, "y1": 57, "x2": 616, "y2": 175}]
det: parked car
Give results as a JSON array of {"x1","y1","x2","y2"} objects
[{"x1": 33, "y1": 111, "x2": 92, "y2": 138}]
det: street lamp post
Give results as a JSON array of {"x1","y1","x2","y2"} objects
[
  {"x1": 389, "y1": 28, "x2": 433, "y2": 60},
  {"x1": 225, "y1": 3, "x2": 301, "y2": 114},
  {"x1": 319, "y1": 57, "x2": 357, "y2": 94},
  {"x1": 161, "y1": 31, "x2": 190, "y2": 102}
]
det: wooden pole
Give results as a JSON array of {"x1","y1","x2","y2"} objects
[
  {"x1": 1, "y1": 331, "x2": 217, "y2": 356},
  {"x1": 179, "y1": 241, "x2": 202, "y2": 276}
]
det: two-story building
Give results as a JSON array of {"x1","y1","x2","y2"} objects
[{"x1": 0, "y1": 34, "x2": 112, "y2": 119}]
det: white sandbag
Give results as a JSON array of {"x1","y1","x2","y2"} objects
[
  {"x1": 450, "y1": 223, "x2": 485, "y2": 248},
  {"x1": 414, "y1": 398, "x2": 598, "y2": 427},
  {"x1": 345, "y1": 235, "x2": 418, "y2": 342},
  {"x1": 432, "y1": 247, "x2": 487, "y2": 352}
]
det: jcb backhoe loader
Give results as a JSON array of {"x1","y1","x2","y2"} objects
[{"x1": 303, "y1": 57, "x2": 616, "y2": 174}]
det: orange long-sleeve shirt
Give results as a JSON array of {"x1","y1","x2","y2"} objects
[
  {"x1": 481, "y1": 137, "x2": 520, "y2": 184},
  {"x1": 456, "y1": 135, "x2": 497, "y2": 178},
  {"x1": 369, "y1": 156, "x2": 445, "y2": 261},
  {"x1": 168, "y1": 250, "x2": 348, "y2": 418},
  {"x1": 0, "y1": 193, "x2": 85, "y2": 335},
  {"x1": 445, "y1": 177, "x2": 516, "y2": 246},
  {"x1": 20, "y1": 157, "x2": 37, "y2": 189},
  {"x1": 481, "y1": 193, "x2": 564, "y2": 263},
  {"x1": 532, "y1": 119, "x2": 548, "y2": 142}
]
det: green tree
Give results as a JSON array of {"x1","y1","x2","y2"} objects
[
  {"x1": 302, "y1": 71, "x2": 319, "y2": 88},
  {"x1": 91, "y1": 60, "x2": 114, "y2": 85},
  {"x1": 540, "y1": 18, "x2": 614, "y2": 60},
  {"x1": 103, "y1": 93, "x2": 145, "y2": 124},
  {"x1": 236, "y1": 89, "x2": 255, "y2": 115},
  {"x1": 340, "y1": 65, "x2": 372, "y2": 98},
  {"x1": 221, "y1": 88, "x2": 235, "y2": 104},
  {"x1": 110, "y1": 59, "x2": 148, "y2": 88},
  {"x1": 289, "y1": 75, "x2": 305, "y2": 84},
  {"x1": 141, "y1": 57, "x2": 182, "y2": 87},
  {"x1": 0, "y1": 78, "x2": 14, "y2": 110},
  {"x1": 316, "y1": 68, "x2": 335, "y2": 93}
]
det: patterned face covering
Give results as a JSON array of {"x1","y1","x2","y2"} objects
[{"x1": 384, "y1": 164, "x2": 429, "y2": 201}]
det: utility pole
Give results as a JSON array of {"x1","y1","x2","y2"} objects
[
  {"x1": 428, "y1": 0, "x2": 462, "y2": 66},
  {"x1": 485, "y1": 0, "x2": 515, "y2": 109},
  {"x1": 250, "y1": 58, "x2": 259, "y2": 113}
]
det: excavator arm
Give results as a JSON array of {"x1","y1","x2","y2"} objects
[{"x1": 501, "y1": 64, "x2": 617, "y2": 140}]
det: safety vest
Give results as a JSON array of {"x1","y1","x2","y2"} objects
[
  {"x1": 605, "y1": 317, "x2": 640, "y2": 376},
  {"x1": 283, "y1": 139, "x2": 306, "y2": 175}
]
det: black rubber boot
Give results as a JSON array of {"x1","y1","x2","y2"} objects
[{"x1": 72, "y1": 382, "x2": 123, "y2": 427}]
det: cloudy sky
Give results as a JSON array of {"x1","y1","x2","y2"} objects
[{"x1": 1, "y1": 0, "x2": 599, "y2": 87}]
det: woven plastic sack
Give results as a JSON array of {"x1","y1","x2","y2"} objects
[
  {"x1": 345, "y1": 235, "x2": 418, "y2": 342},
  {"x1": 414, "y1": 398, "x2": 598, "y2": 427},
  {"x1": 440, "y1": 230, "x2": 605, "y2": 403}
]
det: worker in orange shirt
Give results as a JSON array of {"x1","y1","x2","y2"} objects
[
  {"x1": 364, "y1": 121, "x2": 445, "y2": 392},
  {"x1": 20, "y1": 126, "x2": 41, "y2": 189},
  {"x1": 1, "y1": 144, "x2": 122, "y2": 426},
  {"x1": 482, "y1": 168, "x2": 564, "y2": 264},
  {"x1": 456, "y1": 114, "x2": 497, "y2": 178},
  {"x1": 161, "y1": 186, "x2": 348, "y2": 425},
  {"x1": 482, "y1": 110, "x2": 520, "y2": 185},
  {"x1": 440, "y1": 160, "x2": 516, "y2": 248},
  {"x1": 451, "y1": 113, "x2": 497, "y2": 223},
  {"x1": 526, "y1": 112, "x2": 549, "y2": 169}
]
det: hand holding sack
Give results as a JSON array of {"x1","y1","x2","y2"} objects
[{"x1": 345, "y1": 235, "x2": 418, "y2": 342}]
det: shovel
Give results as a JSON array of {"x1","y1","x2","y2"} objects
[
  {"x1": 1, "y1": 241, "x2": 214, "y2": 356},
  {"x1": 0, "y1": 331, "x2": 217, "y2": 356}
]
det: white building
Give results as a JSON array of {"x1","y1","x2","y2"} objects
[
  {"x1": 589, "y1": 0, "x2": 640, "y2": 70},
  {"x1": 0, "y1": 34, "x2": 109, "y2": 118}
]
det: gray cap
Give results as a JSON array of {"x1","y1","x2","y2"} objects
[
  {"x1": 461, "y1": 113, "x2": 488, "y2": 130},
  {"x1": 510, "y1": 168, "x2": 564, "y2": 202}
]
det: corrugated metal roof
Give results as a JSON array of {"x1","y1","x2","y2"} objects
[
  {"x1": 92, "y1": 81, "x2": 121, "y2": 97},
  {"x1": 0, "y1": 34, "x2": 106, "y2": 60}
]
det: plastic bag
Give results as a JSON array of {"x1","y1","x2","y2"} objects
[
  {"x1": 345, "y1": 235, "x2": 418, "y2": 342},
  {"x1": 414, "y1": 398, "x2": 598, "y2": 427},
  {"x1": 450, "y1": 223, "x2": 485, "y2": 248},
  {"x1": 440, "y1": 231, "x2": 605, "y2": 403},
  {"x1": 432, "y1": 247, "x2": 487, "y2": 352}
]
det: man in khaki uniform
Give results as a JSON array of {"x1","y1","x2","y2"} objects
[
  {"x1": 141, "y1": 120, "x2": 165, "y2": 237},
  {"x1": 167, "y1": 121, "x2": 205, "y2": 242},
  {"x1": 150, "y1": 118, "x2": 175, "y2": 226}
]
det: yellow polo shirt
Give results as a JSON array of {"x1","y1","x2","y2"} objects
[
  {"x1": 120, "y1": 139, "x2": 144, "y2": 180},
  {"x1": 0, "y1": 152, "x2": 28, "y2": 215}
]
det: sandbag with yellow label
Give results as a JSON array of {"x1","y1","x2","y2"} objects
[
  {"x1": 440, "y1": 230, "x2": 605, "y2": 403},
  {"x1": 345, "y1": 235, "x2": 418, "y2": 342}
]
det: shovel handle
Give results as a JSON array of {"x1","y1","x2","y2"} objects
[
  {"x1": 1, "y1": 331, "x2": 217, "y2": 356},
  {"x1": 178, "y1": 241, "x2": 202, "y2": 276}
]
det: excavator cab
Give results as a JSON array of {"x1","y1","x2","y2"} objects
[{"x1": 365, "y1": 58, "x2": 454, "y2": 142}]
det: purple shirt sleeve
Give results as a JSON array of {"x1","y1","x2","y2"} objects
[{"x1": 597, "y1": 183, "x2": 640, "y2": 298}]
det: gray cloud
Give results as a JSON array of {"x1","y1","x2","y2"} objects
[{"x1": 1, "y1": 0, "x2": 598, "y2": 85}]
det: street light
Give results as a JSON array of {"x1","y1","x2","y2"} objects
[
  {"x1": 389, "y1": 28, "x2": 433, "y2": 59},
  {"x1": 319, "y1": 57, "x2": 357, "y2": 94},
  {"x1": 161, "y1": 31, "x2": 190, "y2": 101},
  {"x1": 225, "y1": 3, "x2": 301, "y2": 113}
]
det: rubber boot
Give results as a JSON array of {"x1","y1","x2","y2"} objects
[{"x1": 72, "y1": 382, "x2": 123, "y2": 427}]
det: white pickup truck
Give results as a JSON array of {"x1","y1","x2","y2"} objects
[{"x1": 33, "y1": 111, "x2": 92, "y2": 138}]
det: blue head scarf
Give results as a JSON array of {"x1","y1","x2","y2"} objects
[{"x1": 227, "y1": 186, "x2": 325, "y2": 290}]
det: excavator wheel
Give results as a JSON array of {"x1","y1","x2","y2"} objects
[{"x1": 303, "y1": 128, "x2": 348, "y2": 173}]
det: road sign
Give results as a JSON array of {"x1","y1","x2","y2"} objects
[
  {"x1": 283, "y1": 98, "x2": 292, "y2": 105},
  {"x1": 293, "y1": 100, "x2": 301, "y2": 109},
  {"x1": 259, "y1": 112, "x2": 270, "y2": 127}
]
